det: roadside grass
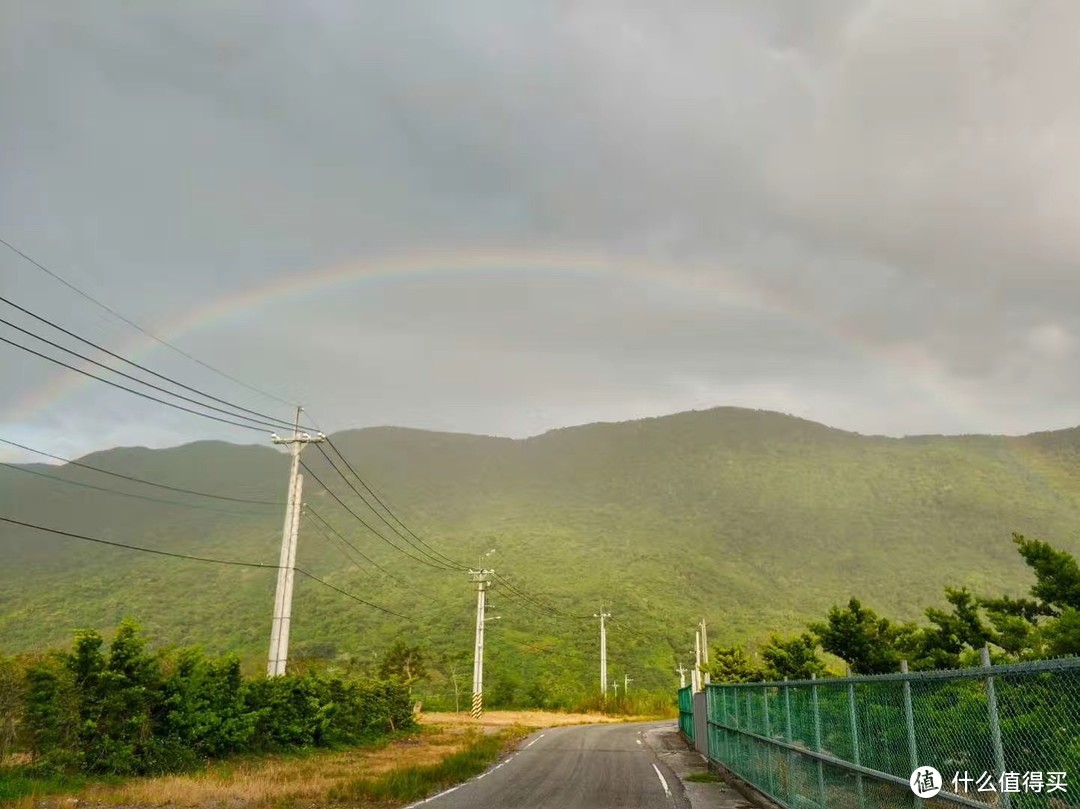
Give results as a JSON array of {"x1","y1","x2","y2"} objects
[
  {"x1": 419, "y1": 710, "x2": 667, "y2": 728},
  {"x1": 329, "y1": 725, "x2": 531, "y2": 804},
  {"x1": 686, "y1": 771, "x2": 723, "y2": 783},
  {"x1": 0, "y1": 711, "x2": 610, "y2": 808},
  {"x1": 0, "y1": 770, "x2": 100, "y2": 803}
]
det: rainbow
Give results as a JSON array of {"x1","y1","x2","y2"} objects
[{"x1": 3, "y1": 248, "x2": 989, "y2": 429}]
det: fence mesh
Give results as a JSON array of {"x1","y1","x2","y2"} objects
[
  {"x1": 679, "y1": 684, "x2": 694, "y2": 741},
  {"x1": 703, "y1": 657, "x2": 1080, "y2": 809}
]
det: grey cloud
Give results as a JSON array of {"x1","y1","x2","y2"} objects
[{"x1": 2, "y1": 1, "x2": 1079, "y2": 463}]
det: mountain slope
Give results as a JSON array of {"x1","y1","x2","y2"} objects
[{"x1": 3, "y1": 407, "x2": 1080, "y2": 702}]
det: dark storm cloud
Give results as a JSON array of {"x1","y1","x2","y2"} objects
[{"x1": 2, "y1": 1, "x2": 1078, "y2": 461}]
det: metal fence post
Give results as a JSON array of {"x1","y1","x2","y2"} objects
[
  {"x1": 981, "y1": 646, "x2": 1011, "y2": 809},
  {"x1": 783, "y1": 678, "x2": 793, "y2": 740},
  {"x1": 746, "y1": 690, "x2": 755, "y2": 781},
  {"x1": 783, "y1": 678, "x2": 794, "y2": 805},
  {"x1": 764, "y1": 685, "x2": 775, "y2": 795},
  {"x1": 733, "y1": 686, "x2": 742, "y2": 771},
  {"x1": 812, "y1": 673, "x2": 827, "y2": 808},
  {"x1": 901, "y1": 661, "x2": 919, "y2": 809},
  {"x1": 847, "y1": 680, "x2": 866, "y2": 809}
]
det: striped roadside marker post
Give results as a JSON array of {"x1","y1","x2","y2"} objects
[{"x1": 471, "y1": 691, "x2": 483, "y2": 719}]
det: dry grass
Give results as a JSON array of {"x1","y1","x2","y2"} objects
[
  {"x1": 15, "y1": 727, "x2": 466, "y2": 808},
  {"x1": 8, "y1": 711, "x2": 639, "y2": 808},
  {"x1": 419, "y1": 709, "x2": 655, "y2": 730}
]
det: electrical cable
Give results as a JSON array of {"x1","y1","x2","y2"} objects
[
  {"x1": 0, "y1": 462, "x2": 272, "y2": 516},
  {"x1": 322, "y1": 436, "x2": 467, "y2": 570},
  {"x1": 313, "y1": 443, "x2": 461, "y2": 570},
  {"x1": 302, "y1": 508, "x2": 379, "y2": 579},
  {"x1": 0, "y1": 437, "x2": 281, "y2": 505},
  {"x1": 0, "y1": 316, "x2": 295, "y2": 431},
  {"x1": 0, "y1": 515, "x2": 411, "y2": 619},
  {"x1": 299, "y1": 460, "x2": 457, "y2": 571},
  {"x1": 0, "y1": 334, "x2": 268, "y2": 432},
  {"x1": 0, "y1": 296, "x2": 313, "y2": 432},
  {"x1": 0, "y1": 236, "x2": 296, "y2": 407},
  {"x1": 491, "y1": 571, "x2": 565, "y2": 617},
  {"x1": 304, "y1": 505, "x2": 401, "y2": 582}
]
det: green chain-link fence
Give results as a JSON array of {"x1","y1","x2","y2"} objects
[
  {"x1": 703, "y1": 655, "x2": 1080, "y2": 809},
  {"x1": 679, "y1": 685, "x2": 694, "y2": 741}
]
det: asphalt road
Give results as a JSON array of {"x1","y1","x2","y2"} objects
[{"x1": 411, "y1": 721, "x2": 692, "y2": 809}]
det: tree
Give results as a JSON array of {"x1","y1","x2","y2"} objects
[
  {"x1": 1040, "y1": 607, "x2": 1080, "y2": 656},
  {"x1": 24, "y1": 653, "x2": 81, "y2": 770},
  {"x1": 377, "y1": 642, "x2": 427, "y2": 688},
  {"x1": 810, "y1": 598, "x2": 906, "y2": 675},
  {"x1": 760, "y1": 634, "x2": 824, "y2": 680},
  {"x1": 0, "y1": 655, "x2": 21, "y2": 762},
  {"x1": 905, "y1": 587, "x2": 994, "y2": 669},
  {"x1": 980, "y1": 595, "x2": 1042, "y2": 658},
  {"x1": 707, "y1": 645, "x2": 765, "y2": 683},
  {"x1": 437, "y1": 652, "x2": 469, "y2": 713},
  {"x1": 1012, "y1": 533, "x2": 1080, "y2": 614}
]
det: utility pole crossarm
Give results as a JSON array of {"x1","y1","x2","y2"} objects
[{"x1": 267, "y1": 407, "x2": 326, "y2": 677}]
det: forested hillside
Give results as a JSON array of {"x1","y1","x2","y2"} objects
[{"x1": 4, "y1": 407, "x2": 1080, "y2": 705}]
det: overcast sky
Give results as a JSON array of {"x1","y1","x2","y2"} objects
[{"x1": 3, "y1": 1, "x2": 1080, "y2": 463}]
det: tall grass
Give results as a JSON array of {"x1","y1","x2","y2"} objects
[{"x1": 330, "y1": 726, "x2": 530, "y2": 804}]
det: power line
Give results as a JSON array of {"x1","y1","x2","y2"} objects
[
  {"x1": 0, "y1": 462, "x2": 271, "y2": 515},
  {"x1": 299, "y1": 459, "x2": 458, "y2": 571},
  {"x1": 302, "y1": 508, "x2": 379, "y2": 579},
  {"x1": 304, "y1": 505, "x2": 401, "y2": 582},
  {"x1": 487, "y1": 582, "x2": 564, "y2": 619},
  {"x1": 489, "y1": 569, "x2": 594, "y2": 621},
  {"x1": 0, "y1": 236, "x2": 296, "y2": 407},
  {"x1": 0, "y1": 316, "x2": 293, "y2": 431},
  {"x1": 0, "y1": 515, "x2": 411, "y2": 619},
  {"x1": 0, "y1": 296, "x2": 312, "y2": 432},
  {"x1": 0, "y1": 437, "x2": 281, "y2": 505},
  {"x1": 313, "y1": 443, "x2": 462, "y2": 570},
  {"x1": 0, "y1": 334, "x2": 268, "y2": 432},
  {"x1": 322, "y1": 436, "x2": 467, "y2": 570},
  {"x1": 490, "y1": 573, "x2": 562, "y2": 617},
  {"x1": 1, "y1": 514, "x2": 279, "y2": 567}
]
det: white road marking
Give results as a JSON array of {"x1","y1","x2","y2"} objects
[
  {"x1": 494, "y1": 762, "x2": 506, "y2": 770},
  {"x1": 402, "y1": 784, "x2": 460, "y2": 808},
  {"x1": 476, "y1": 773, "x2": 487, "y2": 780},
  {"x1": 652, "y1": 763, "x2": 672, "y2": 798},
  {"x1": 523, "y1": 733, "x2": 545, "y2": 749}
]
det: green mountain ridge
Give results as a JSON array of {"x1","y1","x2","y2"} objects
[{"x1": 3, "y1": 406, "x2": 1080, "y2": 703}]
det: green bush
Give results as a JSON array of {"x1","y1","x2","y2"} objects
[{"x1": 9, "y1": 620, "x2": 414, "y2": 776}]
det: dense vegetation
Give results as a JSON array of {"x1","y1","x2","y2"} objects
[
  {"x1": 0, "y1": 620, "x2": 414, "y2": 778},
  {"x1": 706, "y1": 533, "x2": 1080, "y2": 681},
  {"x1": 4, "y1": 407, "x2": 1080, "y2": 704}
]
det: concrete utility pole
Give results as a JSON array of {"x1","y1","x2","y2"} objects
[
  {"x1": 693, "y1": 629, "x2": 703, "y2": 692},
  {"x1": 470, "y1": 567, "x2": 494, "y2": 718},
  {"x1": 676, "y1": 663, "x2": 688, "y2": 688},
  {"x1": 594, "y1": 609, "x2": 612, "y2": 696},
  {"x1": 624, "y1": 673, "x2": 633, "y2": 694},
  {"x1": 700, "y1": 618, "x2": 711, "y2": 685},
  {"x1": 612, "y1": 679, "x2": 619, "y2": 697},
  {"x1": 267, "y1": 408, "x2": 325, "y2": 676}
]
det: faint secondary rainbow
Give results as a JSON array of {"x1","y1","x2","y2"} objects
[{"x1": 3, "y1": 247, "x2": 988, "y2": 429}]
